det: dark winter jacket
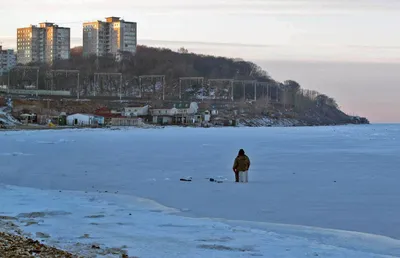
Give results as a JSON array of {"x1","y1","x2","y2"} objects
[{"x1": 233, "y1": 155, "x2": 250, "y2": 172}]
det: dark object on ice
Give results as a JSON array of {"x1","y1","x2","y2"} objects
[
  {"x1": 209, "y1": 178, "x2": 223, "y2": 183},
  {"x1": 180, "y1": 178, "x2": 192, "y2": 182}
]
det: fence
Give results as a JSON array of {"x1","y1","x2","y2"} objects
[{"x1": 110, "y1": 117, "x2": 143, "y2": 126}]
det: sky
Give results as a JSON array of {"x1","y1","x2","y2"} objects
[{"x1": 0, "y1": 0, "x2": 399, "y2": 122}]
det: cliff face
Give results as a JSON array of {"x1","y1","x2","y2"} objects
[
  {"x1": 237, "y1": 113, "x2": 369, "y2": 127},
  {"x1": 238, "y1": 112, "x2": 369, "y2": 127},
  {"x1": 216, "y1": 99, "x2": 369, "y2": 127}
]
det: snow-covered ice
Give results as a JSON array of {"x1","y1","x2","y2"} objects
[
  {"x1": 1, "y1": 124, "x2": 400, "y2": 257},
  {"x1": 0, "y1": 185, "x2": 398, "y2": 257}
]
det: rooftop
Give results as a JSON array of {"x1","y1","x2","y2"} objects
[
  {"x1": 152, "y1": 103, "x2": 175, "y2": 109},
  {"x1": 174, "y1": 103, "x2": 191, "y2": 109},
  {"x1": 18, "y1": 23, "x2": 69, "y2": 29},
  {"x1": 39, "y1": 22, "x2": 55, "y2": 28},
  {"x1": 106, "y1": 17, "x2": 121, "y2": 23}
]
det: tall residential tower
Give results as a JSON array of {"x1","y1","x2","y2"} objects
[
  {"x1": 0, "y1": 45, "x2": 16, "y2": 76},
  {"x1": 83, "y1": 17, "x2": 137, "y2": 57},
  {"x1": 17, "y1": 22, "x2": 70, "y2": 64}
]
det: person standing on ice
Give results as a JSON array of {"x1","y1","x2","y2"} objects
[{"x1": 232, "y1": 149, "x2": 251, "y2": 183}]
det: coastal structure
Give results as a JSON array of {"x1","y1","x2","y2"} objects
[
  {"x1": 150, "y1": 102, "x2": 201, "y2": 124},
  {"x1": 66, "y1": 113, "x2": 104, "y2": 126},
  {"x1": 83, "y1": 17, "x2": 137, "y2": 58},
  {"x1": 0, "y1": 45, "x2": 16, "y2": 75},
  {"x1": 17, "y1": 22, "x2": 70, "y2": 64}
]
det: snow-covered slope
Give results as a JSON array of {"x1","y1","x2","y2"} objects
[
  {"x1": 0, "y1": 106, "x2": 21, "y2": 126},
  {"x1": 1, "y1": 125, "x2": 399, "y2": 257}
]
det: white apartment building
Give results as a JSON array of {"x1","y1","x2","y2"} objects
[
  {"x1": 83, "y1": 17, "x2": 137, "y2": 57},
  {"x1": 17, "y1": 22, "x2": 70, "y2": 65},
  {"x1": 0, "y1": 45, "x2": 16, "y2": 76}
]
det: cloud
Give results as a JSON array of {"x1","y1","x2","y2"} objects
[
  {"x1": 139, "y1": 39, "x2": 279, "y2": 48},
  {"x1": 6, "y1": 0, "x2": 400, "y2": 16},
  {"x1": 346, "y1": 45, "x2": 400, "y2": 50},
  {"x1": 2, "y1": 35, "x2": 399, "y2": 58}
]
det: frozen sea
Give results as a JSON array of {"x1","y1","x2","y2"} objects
[{"x1": 0, "y1": 124, "x2": 400, "y2": 257}]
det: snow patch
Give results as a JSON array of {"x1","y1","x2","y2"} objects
[
  {"x1": 0, "y1": 152, "x2": 33, "y2": 156},
  {"x1": 35, "y1": 139, "x2": 76, "y2": 144}
]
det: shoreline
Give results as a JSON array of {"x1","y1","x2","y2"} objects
[{"x1": 0, "y1": 122, "x2": 369, "y2": 132}]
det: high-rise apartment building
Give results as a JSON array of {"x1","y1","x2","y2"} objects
[
  {"x1": 0, "y1": 45, "x2": 16, "y2": 76},
  {"x1": 83, "y1": 17, "x2": 137, "y2": 57},
  {"x1": 17, "y1": 22, "x2": 70, "y2": 64}
]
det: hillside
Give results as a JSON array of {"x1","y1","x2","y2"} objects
[{"x1": 2, "y1": 45, "x2": 369, "y2": 126}]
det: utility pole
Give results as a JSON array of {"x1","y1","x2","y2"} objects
[
  {"x1": 208, "y1": 79, "x2": 234, "y2": 101},
  {"x1": 120, "y1": 74, "x2": 122, "y2": 101},
  {"x1": 257, "y1": 82, "x2": 269, "y2": 103},
  {"x1": 163, "y1": 76, "x2": 166, "y2": 101},
  {"x1": 51, "y1": 70, "x2": 80, "y2": 98},
  {"x1": 179, "y1": 77, "x2": 204, "y2": 101},
  {"x1": 139, "y1": 75, "x2": 165, "y2": 101},
  {"x1": 77, "y1": 73, "x2": 80, "y2": 99},
  {"x1": 7, "y1": 71, "x2": 10, "y2": 94},
  {"x1": 94, "y1": 72, "x2": 123, "y2": 100},
  {"x1": 8, "y1": 66, "x2": 40, "y2": 96},
  {"x1": 234, "y1": 80, "x2": 257, "y2": 101},
  {"x1": 36, "y1": 69, "x2": 39, "y2": 97}
]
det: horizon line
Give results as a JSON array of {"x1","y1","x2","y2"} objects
[{"x1": 1, "y1": 36, "x2": 400, "y2": 50}]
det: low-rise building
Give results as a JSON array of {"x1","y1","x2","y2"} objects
[
  {"x1": 94, "y1": 107, "x2": 122, "y2": 124},
  {"x1": 150, "y1": 103, "x2": 175, "y2": 124},
  {"x1": 211, "y1": 109, "x2": 219, "y2": 115},
  {"x1": 150, "y1": 102, "x2": 200, "y2": 125},
  {"x1": 111, "y1": 117, "x2": 143, "y2": 126},
  {"x1": 19, "y1": 113, "x2": 37, "y2": 124},
  {"x1": 174, "y1": 102, "x2": 199, "y2": 115},
  {"x1": 202, "y1": 110, "x2": 211, "y2": 122},
  {"x1": 66, "y1": 113, "x2": 104, "y2": 126},
  {"x1": 172, "y1": 102, "x2": 199, "y2": 124}
]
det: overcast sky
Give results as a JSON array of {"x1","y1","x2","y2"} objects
[{"x1": 0, "y1": 0, "x2": 399, "y2": 122}]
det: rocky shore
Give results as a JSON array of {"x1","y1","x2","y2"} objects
[
  {"x1": 237, "y1": 115, "x2": 369, "y2": 127},
  {"x1": 0, "y1": 216, "x2": 131, "y2": 258},
  {"x1": 0, "y1": 231, "x2": 78, "y2": 258}
]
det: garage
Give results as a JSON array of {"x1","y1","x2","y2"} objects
[{"x1": 66, "y1": 113, "x2": 104, "y2": 126}]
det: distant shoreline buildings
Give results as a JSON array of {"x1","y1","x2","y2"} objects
[{"x1": 8, "y1": 16, "x2": 137, "y2": 66}]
